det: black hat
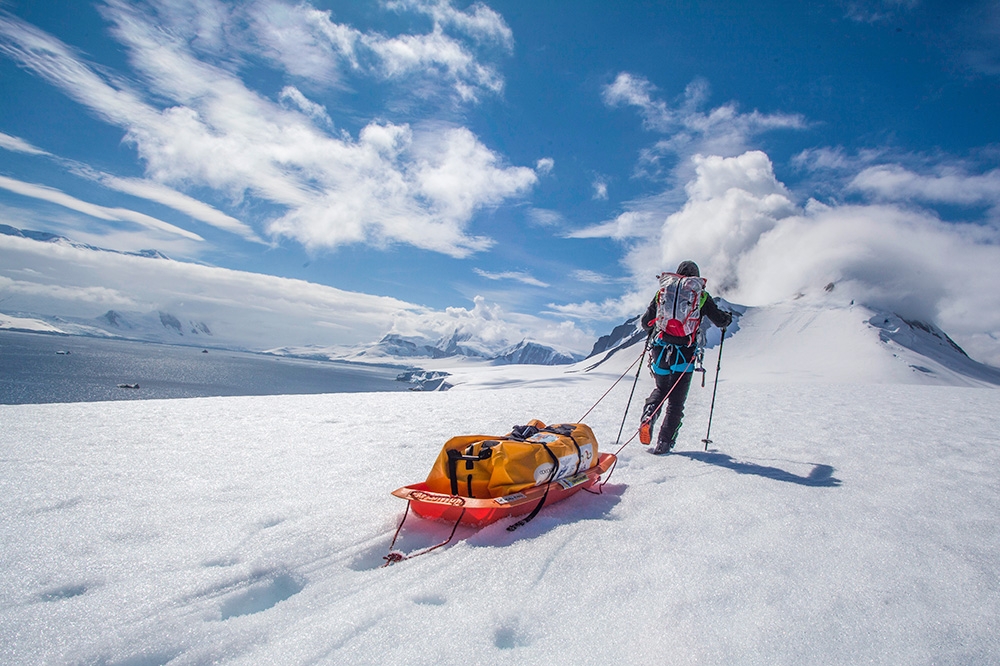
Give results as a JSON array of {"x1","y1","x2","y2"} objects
[{"x1": 676, "y1": 260, "x2": 700, "y2": 277}]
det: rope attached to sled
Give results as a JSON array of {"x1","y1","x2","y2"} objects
[{"x1": 383, "y1": 501, "x2": 467, "y2": 567}]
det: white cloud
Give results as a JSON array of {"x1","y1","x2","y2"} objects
[
  {"x1": 543, "y1": 295, "x2": 644, "y2": 322},
  {"x1": 592, "y1": 177, "x2": 608, "y2": 200},
  {"x1": 278, "y1": 86, "x2": 333, "y2": 127},
  {"x1": 849, "y1": 164, "x2": 1000, "y2": 209},
  {"x1": 844, "y1": 0, "x2": 921, "y2": 23},
  {"x1": 0, "y1": 232, "x2": 598, "y2": 354},
  {"x1": 525, "y1": 208, "x2": 562, "y2": 227},
  {"x1": 570, "y1": 269, "x2": 626, "y2": 285},
  {"x1": 0, "y1": 2, "x2": 532, "y2": 260},
  {"x1": 387, "y1": 0, "x2": 514, "y2": 48},
  {"x1": 535, "y1": 157, "x2": 554, "y2": 174},
  {"x1": 387, "y1": 294, "x2": 594, "y2": 354}
]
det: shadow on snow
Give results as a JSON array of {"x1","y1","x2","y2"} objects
[{"x1": 675, "y1": 451, "x2": 842, "y2": 487}]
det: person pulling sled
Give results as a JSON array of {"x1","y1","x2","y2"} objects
[{"x1": 640, "y1": 260, "x2": 732, "y2": 454}]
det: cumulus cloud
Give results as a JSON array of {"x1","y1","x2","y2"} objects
[{"x1": 0, "y1": 1, "x2": 533, "y2": 259}]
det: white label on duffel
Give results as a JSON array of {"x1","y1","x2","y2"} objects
[{"x1": 533, "y1": 443, "x2": 595, "y2": 485}]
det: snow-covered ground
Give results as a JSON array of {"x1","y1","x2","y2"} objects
[{"x1": 2, "y1": 302, "x2": 999, "y2": 665}]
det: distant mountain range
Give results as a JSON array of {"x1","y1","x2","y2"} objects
[{"x1": 0, "y1": 224, "x2": 170, "y2": 260}]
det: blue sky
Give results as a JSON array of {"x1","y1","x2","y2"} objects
[{"x1": 1, "y1": 0, "x2": 999, "y2": 360}]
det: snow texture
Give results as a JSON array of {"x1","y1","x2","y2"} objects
[{"x1": 2, "y1": 301, "x2": 999, "y2": 665}]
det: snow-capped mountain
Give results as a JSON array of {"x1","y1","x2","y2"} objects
[
  {"x1": 1, "y1": 309, "x2": 219, "y2": 347},
  {"x1": 0, "y1": 223, "x2": 170, "y2": 260},
  {"x1": 358, "y1": 330, "x2": 581, "y2": 366}
]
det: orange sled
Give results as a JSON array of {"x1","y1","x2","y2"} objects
[{"x1": 384, "y1": 451, "x2": 617, "y2": 565}]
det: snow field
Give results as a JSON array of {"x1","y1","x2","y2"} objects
[{"x1": 1, "y1": 377, "x2": 999, "y2": 664}]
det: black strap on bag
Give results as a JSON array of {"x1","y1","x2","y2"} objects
[
  {"x1": 446, "y1": 441, "x2": 499, "y2": 496},
  {"x1": 507, "y1": 441, "x2": 560, "y2": 533}
]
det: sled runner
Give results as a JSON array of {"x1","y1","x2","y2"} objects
[{"x1": 384, "y1": 421, "x2": 616, "y2": 565}]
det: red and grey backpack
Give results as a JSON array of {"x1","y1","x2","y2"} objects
[{"x1": 654, "y1": 272, "x2": 707, "y2": 343}]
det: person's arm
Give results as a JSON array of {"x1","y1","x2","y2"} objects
[
  {"x1": 640, "y1": 297, "x2": 658, "y2": 332},
  {"x1": 701, "y1": 293, "x2": 732, "y2": 329}
]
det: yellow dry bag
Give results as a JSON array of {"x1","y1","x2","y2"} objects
[{"x1": 424, "y1": 420, "x2": 599, "y2": 499}]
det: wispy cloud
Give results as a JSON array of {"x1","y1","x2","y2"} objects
[
  {"x1": 565, "y1": 210, "x2": 658, "y2": 240},
  {"x1": 603, "y1": 74, "x2": 807, "y2": 176},
  {"x1": 1, "y1": 129, "x2": 264, "y2": 247},
  {"x1": 474, "y1": 268, "x2": 549, "y2": 288},
  {"x1": 0, "y1": 174, "x2": 204, "y2": 242},
  {"x1": 92, "y1": 175, "x2": 266, "y2": 244},
  {"x1": 0, "y1": 131, "x2": 50, "y2": 156},
  {"x1": 842, "y1": 0, "x2": 920, "y2": 24}
]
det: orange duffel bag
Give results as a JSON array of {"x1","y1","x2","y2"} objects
[{"x1": 424, "y1": 420, "x2": 598, "y2": 499}]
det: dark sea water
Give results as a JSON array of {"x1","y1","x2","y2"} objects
[{"x1": 0, "y1": 330, "x2": 411, "y2": 405}]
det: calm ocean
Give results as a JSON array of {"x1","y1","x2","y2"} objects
[{"x1": 0, "y1": 330, "x2": 411, "y2": 405}]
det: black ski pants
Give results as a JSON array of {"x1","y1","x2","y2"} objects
[{"x1": 642, "y1": 370, "x2": 693, "y2": 446}]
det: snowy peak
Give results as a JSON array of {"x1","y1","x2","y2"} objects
[
  {"x1": 720, "y1": 301, "x2": 1000, "y2": 387},
  {"x1": 96, "y1": 310, "x2": 213, "y2": 339},
  {"x1": 492, "y1": 340, "x2": 579, "y2": 365},
  {"x1": 586, "y1": 315, "x2": 644, "y2": 359}
]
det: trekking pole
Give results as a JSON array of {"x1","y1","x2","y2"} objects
[
  {"x1": 615, "y1": 330, "x2": 653, "y2": 445},
  {"x1": 701, "y1": 327, "x2": 726, "y2": 451}
]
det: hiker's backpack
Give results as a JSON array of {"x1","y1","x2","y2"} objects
[{"x1": 655, "y1": 272, "x2": 707, "y2": 341}]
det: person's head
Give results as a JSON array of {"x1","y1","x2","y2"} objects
[{"x1": 676, "y1": 260, "x2": 700, "y2": 277}]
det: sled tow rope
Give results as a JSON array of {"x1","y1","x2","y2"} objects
[{"x1": 383, "y1": 501, "x2": 466, "y2": 567}]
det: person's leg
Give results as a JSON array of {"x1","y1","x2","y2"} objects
[
  {"x1": 654, "y1": 371, "x2": 693, "y2": 453},
  {"x1": 640, "y1": 372, "x2": 673, "y2": 444}
]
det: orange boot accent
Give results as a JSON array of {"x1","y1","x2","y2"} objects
[{"x1": 639, "y1": 420, "x2": 652, "y2": 445}]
